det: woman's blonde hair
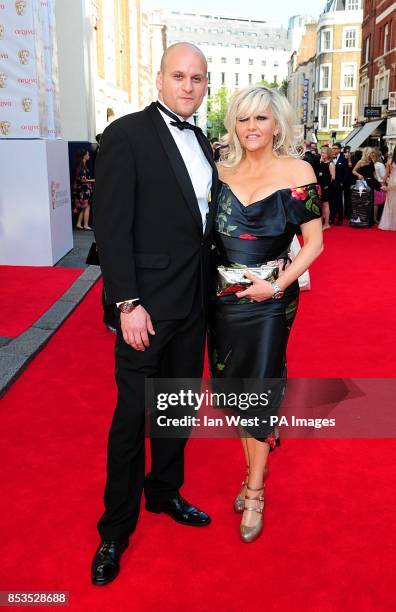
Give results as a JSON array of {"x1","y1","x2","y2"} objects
[
  {"x1": 370, "y1": 148, "x2": 382, "y2": 163},
  {"x1": 361, "y1": 147, "x2": 374, "y2": 163},
  {"x1": 321, "y1": 146, "x2": 332, "y2": 161},
  {"x1": 220, "y1": 86, "x2": 302, "y2": 167}
]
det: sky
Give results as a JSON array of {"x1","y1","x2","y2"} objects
[{"x1": 150, "y1": 0, "x2": 323, "y2": 27}]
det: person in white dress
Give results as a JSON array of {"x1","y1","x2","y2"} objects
[
  {"x1": 379, "y1": 148, "x2": 396, "y2": 232},
  {"x1": 371, "y1": 148, "x2": 387, "y2": 223}
]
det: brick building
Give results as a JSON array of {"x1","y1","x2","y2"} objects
[{"x1": 344, "y1": 0, "x2": 396, "y2": 150}]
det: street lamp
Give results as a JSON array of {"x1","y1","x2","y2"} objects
[{"x1": 313, "y1": 117, "x2": 319, "y2": 140}]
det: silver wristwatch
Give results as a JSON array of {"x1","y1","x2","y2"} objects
[
  {"x1": 270, "y1": 282, "x2": 284, "y2": 300},
  {"x1": 118, "y1": 299, "x2": 141, "y2": 313}
]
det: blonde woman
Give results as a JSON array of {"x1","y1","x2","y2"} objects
[
  {"x1": 208, "y1": 86, "x2": 323, "y2": 543},
  {"x1": 318, "y1": 147, "x2": 335, "y2": 229},
  {"x1": 352, "y1": 147, "x2": 376, "y2": 188}
]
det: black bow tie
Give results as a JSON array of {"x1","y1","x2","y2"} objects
[{"x1": 156, "y1": 101, "x2": 202, "y2": 135}]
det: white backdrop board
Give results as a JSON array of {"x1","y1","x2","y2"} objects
[{"x1": 0, "y1": 139, "x2": 72, "y2": 265}]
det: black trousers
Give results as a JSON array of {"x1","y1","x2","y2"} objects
[
  {"x1": 97, "y1": 296, "x2": 206, "y2": 542},
  {"x1": 330, "y1": 183, "x2": 344, "y2": 223}
]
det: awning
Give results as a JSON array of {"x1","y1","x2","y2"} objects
[
  {"x1": 341, "y1": 126, "x2": 362, "y2": 146},
  {"x1": 344, "y1": 119, "x2": 384, "y2": 150}
]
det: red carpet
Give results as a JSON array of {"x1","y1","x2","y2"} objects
[
  {"x1": 1, "y1": 226, "x2": 395, "y2": 612},
  {"x1": 0, "y1": 266, "x2": 82, "y2": 338}
]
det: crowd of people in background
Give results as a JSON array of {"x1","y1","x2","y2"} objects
[{"x1": 302, "y1": 140, "x2": 396, "y2": 231}]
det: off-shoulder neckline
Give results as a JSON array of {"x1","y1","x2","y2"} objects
[{"x1": 221, "y1": 182, "x2": 318, "y2": 209}]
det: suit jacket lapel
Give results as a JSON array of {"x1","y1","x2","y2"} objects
[
  {"x1": 147, "y1": 103, "x2": 203, "y2": 231},
  {"x1": 194, "y1": 128, "x2": 219, "y2": 240}
]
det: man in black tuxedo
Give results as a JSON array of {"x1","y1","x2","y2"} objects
[
  {"x1": 330, "y1": 142, "x2": 348, "y2": 225},
  {"x1": 303, "y1": 140, "x2": 320, "y2": 181},
  {"x1": 92, "y1": 43, "x2": 218, "y2": 585}
]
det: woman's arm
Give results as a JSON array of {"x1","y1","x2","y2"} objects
[
  {"x1": 329, "y1": 161, "x2": 336, "y2": 181},
  {"x1": 276, "y1": 219, "x2": 323, "y2": 292},
  {"x1": 352, "y1": 161, "x2": 363, "y2": 179}
]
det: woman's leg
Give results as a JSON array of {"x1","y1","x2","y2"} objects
[
  {"x1": 241, "y1": 438, "x2": 270, "y2": 528},
  {"x1": 322, "y1": 201, "x2": 330, "y2": 228},
  {"x1": 76, "y1": 210, "x2": 83, "y2": 228},
  {"x1": 83, "y1": 205, "x2": 92, "y2": 229}
]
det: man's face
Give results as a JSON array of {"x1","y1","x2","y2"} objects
[
  {"x1": 156, "y1": 46, "x2": 208, "y2": 119},
  {"x1": 332, "y1": 145, "x2": 341, "y2": 158}
]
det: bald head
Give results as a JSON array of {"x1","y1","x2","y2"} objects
[
  {"x1": 160, "y1": 43, "x2": 207, "y2": 73},
  {"x1": 156, "y1": 43, "x2": 208, "y2": 119}
]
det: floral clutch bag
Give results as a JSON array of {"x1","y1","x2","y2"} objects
[{"x1": 216, "y1": 264, "x2": 279, "y2": 297}]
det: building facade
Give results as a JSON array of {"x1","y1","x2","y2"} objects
[
  {"x1": 92, "y1": 0, "x2": 156, "y2": 134},
  {"x1": 288, "y1": 21, "x2": 317, "y2": 142},
  {"x1": 163, "y1": 11, "x2": 291, "y2": 129},
  {"x1": 356, "y1": 0, "x2": 396, "y2": 151},
  {"x1": 315, "y1": 0, "x2": 363, "y2": 147}
]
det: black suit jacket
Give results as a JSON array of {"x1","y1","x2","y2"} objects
[
  {"x1": 333, "y1": 153, "x2": 348, "y2": 186},
  {"x1": 303, "y1": 151, "x2": 320, "y2": 181},
  {"x1": 94, "y1": 102, "x2": 218, "y2": 321}
]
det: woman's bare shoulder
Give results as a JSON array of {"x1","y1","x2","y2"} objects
[
  {"x1": 217, "y1": 163, "x2": 233, "y2": 182},
  {"x1": 280, "y1": 157, "x2": 317, "y2": 186}
]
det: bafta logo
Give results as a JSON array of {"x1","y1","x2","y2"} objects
[
  {"x1": 0, "y1": 25, "x2": 4, "y2": 40},
  {"x1": 0, "y1": 72, "x2": 6, "y2": 88},
  {"x1": 22, "y1": 97, "x2": 32, "y2": 112},
  {"x1": 15, "y1": 0, "x2": 27, "y2": 16},
  {"x1": 18, "y1": 49, "x2": 30, "y2": 65},
  {"x1": 0, "y1": 121, "x2": 11, "y2": 136}
]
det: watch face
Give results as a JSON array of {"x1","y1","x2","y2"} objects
[{"x1": 273, "y1": 291, "x2": 284, "y2": 300}]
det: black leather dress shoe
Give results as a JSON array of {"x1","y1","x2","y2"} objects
[
  {"x1": 91, "y1": 539, "x2": 129, "y2": 586},
  {"x1": 146, "y1": 493, "x2": 211, "y2": 527}
]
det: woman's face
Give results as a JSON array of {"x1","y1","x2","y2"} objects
[
  {"x1": 84, "y1": 152, "x2": 90, "y2": 162},
  {"x1": 235, "y1": 104, "x2": 278, "y2": 154}
]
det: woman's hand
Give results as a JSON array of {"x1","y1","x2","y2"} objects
[{"x1": 235, "y1": 271, "x2": 275, "y2": 302}]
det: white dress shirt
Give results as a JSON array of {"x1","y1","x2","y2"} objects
[
  {"x1": 157, "y1": 100, "x2": 212, "y2": 232},
  {"x1": 118, "y1": 101, "x2": 213, "y2": 306}
]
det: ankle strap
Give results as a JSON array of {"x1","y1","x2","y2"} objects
[{"x1": 246, "y1": 484, "x2": 264, "y2": 492}]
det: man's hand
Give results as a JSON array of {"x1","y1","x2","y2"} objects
[{"x1": 120, "y1": 305, "x2": 155, "y2": 351}]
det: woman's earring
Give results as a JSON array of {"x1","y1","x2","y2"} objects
[{"x1": 273, "y1": 133, "x2": 280, "y2": 151}]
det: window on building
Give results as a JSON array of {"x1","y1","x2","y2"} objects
[
  {"x1": 261, "y1": 74, "x2": 265, "y2": 82},
  {"x1": 207, "y1": 57, "x2": 212, "y2": 63},
  {"x1": 221, "y1": 57, "x2": 227, "y2": 63},
  {"x1": 359, "y1": 81, "x2": 369, "y2": 116},
  {"x1": 346, "y1": 0, "x2": 360, "y2": 9},
  {"x1": 248, "y1": 59, "x2": 253, "y2": 65},
  {"x1": 319, "y1": 101, "x2": 329, "y2": 129},
  {"x1": 274, "y1": 61, "x2": 279, "y2": 67},
  {"x1": 344, "y1": 29, "x2": 357, "y2": 48},
  {"x1": 321, "y1": 30, "x2": 331, "y2": 52},
  {"x1": 261, "y1": 60, "x2": 266, "y2": 66},
  {"x1": 273, "y1": 75, "x2": 278, "y2": 84},
  {"x1": 342, "y1": 64, "x2": 356, "y2": 89},
  {"x1": 208, "y1": 72, "x2": 211, "y2": 84},
  {"x1": 342, "y1": 102, "x2": 353, "y2": 128},
  {"x1": 235, "y1": 58, "x2": 240, "y2": 64},
  {"x1": 248, "y1": 74, "x2": 253, "y2": 84},
  {"x1": 235, "y1": 73, "x2": 239, "y2": 86},
  {"x1": 221, "y1": 72, "x2": 225, "y2": 85},
  {"x1": 364, "y1": 36, "x2": 370, "y2": 63},
  {"x1": 320, "y1": 65, "x2": 330, "y2": 90},
  {"x1": 384, "y1": 23, "x2": 389, "y2": 54}
]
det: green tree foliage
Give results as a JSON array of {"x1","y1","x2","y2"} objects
[{"x1": 207, "y1": 86, "x2": 229, "y2": 139}]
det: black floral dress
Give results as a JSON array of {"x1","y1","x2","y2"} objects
[
  {"x1": 72, "y1": 165, "x2": 93, "y2": 213},
  {"x1": 208, "y1": 182, "x2": 322, "y2": 445}
]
